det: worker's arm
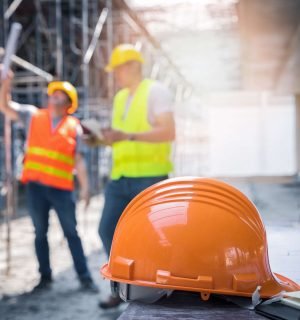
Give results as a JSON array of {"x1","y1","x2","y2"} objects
[
  {"x1": 104, "y1": 81, "x2": 175, "y2": 145},
  {"x1": 129, "y1": 111, "x2": 175, "y2": 142},
  {"x1": 0, "y1": 68, "x2": 20, "y2": 121},
  {"x1": 102, "y1": 111, "x2": 175, "y2": 144},
  {"x1": 75, "y1": 153, "x2": 90, "y2": 208}
]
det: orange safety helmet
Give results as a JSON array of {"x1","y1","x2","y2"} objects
[
  {"x1": 101, "y1": 177, "x2": 300, "y2": 302},
  {"x1": 47, "y1": 81, "x2": 78, "y2": 114}
]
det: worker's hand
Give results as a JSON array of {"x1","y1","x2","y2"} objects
[
  {"x1": 0, "y1": 65, "x2": 14, "y2": 90},
  {"x1": 102, "y1": 128, "x2": 128, "y2": 145},
  {"x1": 80, "y1": 187, "x2": 90, "y2": 209},
  {"x1": 82, "y1": 134, "x2": 102, "y2": 147}
]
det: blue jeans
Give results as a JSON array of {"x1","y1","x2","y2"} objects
[
  {"x1": 27, "y1": 182, "x2": 91, "y2": 280},
  {"x1": 99, "y1": 176, "x2": 168, "y2": 256}
]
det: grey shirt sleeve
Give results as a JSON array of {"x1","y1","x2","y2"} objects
[
  {"x1": 147, "y1": 81, "x2": 174, "y2": 125},
  {"x1": 11, "y1": 102, "x2": 38, "y2": 134},
  {"x1": 75, "y1": 123, "x2": 87, "y2": 155}
]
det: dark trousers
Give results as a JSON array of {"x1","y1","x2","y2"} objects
[
  {"x1": 27, "y1": 182, "x2": 91, "y2": 280},
  {"x1": 99, "y1": 176, "x2": 168, "y2": 256}
]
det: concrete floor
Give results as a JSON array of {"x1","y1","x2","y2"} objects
[
  {"x1": 0, "y1": 181, "x2": 300, "y2": 320},
  {"x1": 232, "y1": 181, "x2": 300, "y2": 284}
]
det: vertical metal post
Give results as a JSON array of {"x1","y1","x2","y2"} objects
[
  {"x1": 259, "y1": 92, "x2": 268, "y2": 174},
  {"x1": 55, "y1": 0, "x2": 63, "y2": 78},
  {"x1": 106, "y1": 0, "x2": 114, "y2": 102},
  {"x1": 82, "y1": 0, "x2": 89, "y2": 118},
  {"x1": 295, "y1": 95, "x2": 300, "y2": 176},
  {"x1": 3, "y1": 0, "x2": 13, "y2": 276},
  {"x1": 91, "y1": 0, "x2": 98, "y2": 100},
  {"x1": 4, "y1": 90, "x2": 13, "y2": 278}
]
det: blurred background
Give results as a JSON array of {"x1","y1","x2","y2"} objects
[
  {"x1": 1, "y1": 0, "x2": 300, "y2": 183},
  {"x1": 1, "y1": 1, "x2": 300, "y2": 319}
]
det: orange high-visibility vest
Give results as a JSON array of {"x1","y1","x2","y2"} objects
[{"x1": 21, "y1": 109, "x2": 78, "y2": 190}]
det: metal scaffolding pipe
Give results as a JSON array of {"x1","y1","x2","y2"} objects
[
  {"x1": 55, "y1": 0, "x2": 63, "y2": 78},
  {"x1": 2, "y1": 4, "x2": 15, "y2": 276},
  {"x1": 69, "y1": 0, "x2": 81, "y2": 55},
  {"x1": 34, "y1": 0, "x2": 53, "y2": 52},
  {"x1": 4, "y1": 0, "x2": 23, "y2": 20},
  {"x1": 82, "y1": 0, "x2": 89, "y2": 118},
  {"x1": 106, "y1": 0, "x2": 114, "y2": 101},
  {"x1": 0, "y1": 48, "x2": 54, "y2": 81},
  {"x1": 13, "y1": 76, "x2": 50, "y2": 84},
  {"x1": 150, "y1": 62, "x2": 160, "y2": 80},
  {"x1": 83, "y1": 8, "x2": 108, "y2": 65}
]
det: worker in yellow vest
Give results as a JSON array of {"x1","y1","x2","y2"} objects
[
  {"x1": 0, "y1": 68, "x2": 97, "y2": 292},
  {"x1": 92, "y1": 44, "x2": 175, "y2": 309}
]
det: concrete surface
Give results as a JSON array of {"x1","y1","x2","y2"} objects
[
  {"x1": 119, "y1": 292, "x2": 267, "y2": 320},
  {"x1": 0, "y1": 195, "x2": 127, "y2": 320},
  {"x1": 0, "y1": 181, "x2": 300, "y2": 320}
]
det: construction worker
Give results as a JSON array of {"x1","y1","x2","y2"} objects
[
  {"x1": 86, "y1": 44, "x2": 175, "y2": 308},
  {"x1": 0, "y1": 68, "x2": 97, "y2": 292}
]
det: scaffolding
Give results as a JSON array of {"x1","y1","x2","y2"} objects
[{"x1": 0, "y1": 0, "x2": 192, "y2": 274}]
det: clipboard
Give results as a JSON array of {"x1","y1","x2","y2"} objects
[{"x1": 81, "y1": 118, "x2": 104, "y2": 141}]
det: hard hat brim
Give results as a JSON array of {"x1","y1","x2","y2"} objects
[
  {"x1": 47, "y1": 81, "x2": 78, "y2": 114},
  {"x1": 104, "y1": 57, "x2": 145, "y2": 73},
  {"x1": 100, "y1": 177, "x2": 300, "y2": 299},
  {"x1": 105, "y1": 64, "x2": 113, "y2": 73}
]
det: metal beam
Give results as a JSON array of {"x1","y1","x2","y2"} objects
[
  {"x1": 55, "y1": 0, "x2": 63, "y2": 78},
  {"x1": 82, "y1": 0, "x2": 89, "y2": 118},
  {"x1": 84, "y1": 8, "x2": 108, "y2": 65},
  {"x1": 4, "y1": 0, "x2": 23, "y2": 19},
  {"x1": 0, "y1": 47, "x2": 53, "y2": 81},
  {"x1": 13, "y1": 76, "x2": 50, "y2": 84},
  {"x1": 106, "y1": 0, "x2": 114, "y2": 101}
]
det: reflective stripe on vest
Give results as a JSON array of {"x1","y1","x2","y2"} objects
[
  {"x1": 111, "y1": 79, "x2": 173, "y2": 180},
  {"x1": 24, "y1": 161, "x2": 73, "y2": 181},
  {"x1": 21, "y1": 109, "x2": 77, "y2": 190},
  {"x1": 27, "y1": 147, "x2": 75, "y2": 166}
]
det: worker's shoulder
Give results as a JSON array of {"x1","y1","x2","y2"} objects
[
  {"x1": 66, "y1": 115, "x2": 80, "y2": 127},
  {"x1": 149, "y1": 80, "x2": 172, "y2": 97},
  {"x1": 114, "y1": 87, "x2": 129, "y2": 100},
  {"x1": 148, "y1": 80, "x2": 173, "y2": 104},
  {"x1": 142, "y1": 78, "x2": 170, "y2": 92},
  {"x1": 30, "y1": 107, "x2": 49, "y2": 120}
]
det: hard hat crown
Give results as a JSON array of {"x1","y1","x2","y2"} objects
[
  {"x1": 105, "y1": 43, "x2": 144, "y2": 72},
  {"x1": 101, "y1": 177, "x2": 300, "y2": 299},
  {"x1": 47, "y1": 81, "x2": 78, "y2": 114}
]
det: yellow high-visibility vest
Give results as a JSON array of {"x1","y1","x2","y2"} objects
[{"x1": 111, "y1": 79, "x2": 173, "y2": 180}]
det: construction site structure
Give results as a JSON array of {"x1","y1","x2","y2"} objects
[{"x1": 0, "y1": 0, "x2": 194, "y2": 275}]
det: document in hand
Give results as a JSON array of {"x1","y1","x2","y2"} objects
[{"x1": 81, "y1": 118, "x2": 104, "y2": 140}]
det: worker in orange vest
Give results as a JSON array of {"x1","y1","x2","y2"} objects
[{"x1": 0, "y1": 68, "x2": 97, "y2": 292}]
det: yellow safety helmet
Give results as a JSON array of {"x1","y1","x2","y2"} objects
[
  {"x1": 105, "y1": 44, "x2": 144, "y2": 72},
  {"x1": 47, "y1": 81, "x2": 78, "y2": 114}
]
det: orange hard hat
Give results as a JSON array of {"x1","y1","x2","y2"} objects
[
  {"x1": 101, "y1": 177, "x2": 300, "y2": 301},
  {"x1": 47, "y1": 81, "x2": 78, "y2": 114}
]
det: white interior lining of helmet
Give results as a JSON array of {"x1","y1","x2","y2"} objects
[{"x1": 111, "y1": 281, "x2": 173, "y2": 303}]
